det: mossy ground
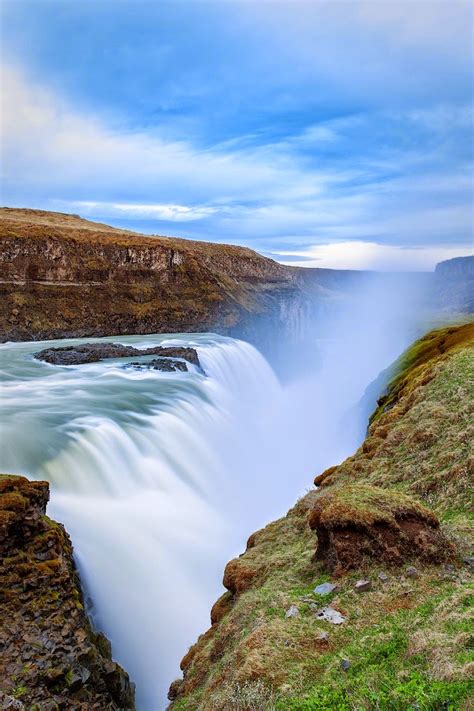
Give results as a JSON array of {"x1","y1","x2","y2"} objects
[{"x1": 171, "y1": 324, "x2": 474, "y2": 710}]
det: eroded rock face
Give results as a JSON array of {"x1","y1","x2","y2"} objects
[
  {"x1": 0, "y1": 474, "x2": 135, "y2": 710},
  {"x1": 308, "y1": 484, "x2": 455, "y2": 575},
  {"x1": 34, "y1": 342, "x2": 201, "y2": 369}
]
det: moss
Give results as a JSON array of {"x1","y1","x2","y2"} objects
[{"x1": 308, "y1": 484, "x2": 439, "y2": 531}]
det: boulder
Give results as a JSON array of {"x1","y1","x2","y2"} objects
[{"x1": 308, "y1": 484, "x2": 454, "y2": 575}]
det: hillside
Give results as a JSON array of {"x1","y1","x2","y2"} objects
[
  {"x1": 0, "y1": 208, "x2": 333, "y2": 353},
  {"x1": 168, "y1": 322, "x2": 474, "y2": 710}
]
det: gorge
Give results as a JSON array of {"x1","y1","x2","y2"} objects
[{"x1": 0, "y1": 209, "x2": 472, "y2": 710}]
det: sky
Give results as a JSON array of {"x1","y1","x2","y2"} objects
[{"x1": 1, "y1": 0, "x2": 473, "y2": 270}]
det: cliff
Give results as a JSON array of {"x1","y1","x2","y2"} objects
[
  {"x1": 433, "y1": 256, "x2": 474, "y2": 314},
  {"x1": 0, "y1": 474, "x2": 135, "y2": 710},
  {"x1": 169, "y1": 322, "x2": 474, "y2": 710},
  {"x1": 0, "y1": 208, "x2": 333, "y2": 354}
]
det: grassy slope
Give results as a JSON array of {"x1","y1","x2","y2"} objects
[{"x1": 170, "y1": 323, "x2": 474, "y2": 711}]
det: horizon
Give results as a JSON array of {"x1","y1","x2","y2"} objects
[{"x1": 1, "y1": 0, "x2": 473, "y2": 270}]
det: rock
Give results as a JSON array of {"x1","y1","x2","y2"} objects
[
  {"x1": 315, "y1": 607, "x2": 346, "y2": 625},
  {"x1": 340, "y1": 658, "x2": 351, "y2": 671},
  {"x1": 34, "y1": 342, "x2": 201, "y2": 369},
  {"x1": 463, "y1": 556, "x2": 474, "y2": 567},
  {"x1": 316, "y1": 631, "x2": 329, "y2": 641},
  {"x1": 405, "y1": 566, "x2": 419, "y2": 578},
  {"x1": 168, "y1": 679, "x2": 183, "y2": 701},
  {"x1": 378, "y1": 572, "x2": 389, "y2": 582},
  {"x1": 68, "y1": 664, "x2": 91, "y2": 692},
  {"x1": 127, "y1": 358, "x2": 188, "y2": 373},
  {"x1": 308, "y1": 484, "x2": 454, "y2": 575},
  {"x1": 354, "y1": 579, "x2": 372, "y2": 593},
  {"x1": 0, "y1": 474, "x2": 135, "y2": 710},
  {"x1": 0, "y1": 693, "x2": 25, "y2": 710},
  {"x1": 285, "y1": 605, "x2": 300, "y2": 618},
  {"x1": 314, "y1": 582, "x2": 338, "y2": 595}
]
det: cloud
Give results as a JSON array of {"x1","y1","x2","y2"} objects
[
  {"x1": 1, "y1": 62, "x2": 472, "y2": 268},
  {"x1": 67, "y1": 201, "x2": 219, "y2": 222},
  {"x1": 274, "y1": 241, "x2": 471, "y2": 271}
]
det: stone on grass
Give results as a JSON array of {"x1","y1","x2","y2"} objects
[
  {"x1": 314, "y1": 582, "x2": 338, "y2": 596},
  {"x1": 340, "y1": 659, "x2": 351, "y2": 671},
  {"x1": 315, "y1": 607, "x2": 345, "y2": 625},
  {"x1": 285, "y1": 605, "x2": 300, "y2": 618},
  {"x1": 354, "y1": 579, "x2": 372, "y2": 593},
  {"x1": 378, "y1": 572, "x2": 389, "y2": 582},
  {"x1": 316, "y1": 631, "x2": 329, "y2": 641},
  {"x1": 405, "y1": 566, "x2": 419, "y2": 578},
  {"x1": 463, "y1": 556, "x2": 474, "y2": 568}
]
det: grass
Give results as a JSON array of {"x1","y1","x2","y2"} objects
[{"x1": 170, "y1": 325, "x2": 474, "y2": 710}]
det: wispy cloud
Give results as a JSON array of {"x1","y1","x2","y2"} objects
[{"x1": 274, "y1": 241, "x2": 470, "y2": 272}]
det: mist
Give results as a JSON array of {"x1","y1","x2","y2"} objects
[{"x1": 0, "y1": 271, "x2": 434, "y2": 709}]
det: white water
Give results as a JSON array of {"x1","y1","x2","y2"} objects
[{"x1": 0, "y1": 279, "x2": 430, "y2": 709}]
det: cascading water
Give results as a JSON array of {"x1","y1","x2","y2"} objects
[{"x1": 0, "y1": 278, "x2": 430, "y2": 710}]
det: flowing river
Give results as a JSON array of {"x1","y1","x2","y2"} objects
[{"x1": 0, "y1": 285, "x2": 427, "y2": 710}]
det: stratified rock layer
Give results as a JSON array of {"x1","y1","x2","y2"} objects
[{"x1": 0, "y1": 474, "x2": 135, "y2": 710}]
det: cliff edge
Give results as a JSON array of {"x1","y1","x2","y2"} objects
[
  {"x1": 0, "y1": 474, "x2": 135, "y2": 710},
  {"x1": 169, "y1": 322, "x2": 474, "y2": 710}
]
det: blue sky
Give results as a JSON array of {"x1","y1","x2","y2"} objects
[{"x1": 1, "y1": 0, "x2": 473, "y2": 269}]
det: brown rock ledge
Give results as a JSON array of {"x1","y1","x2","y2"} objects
[
  {"x1": 308, "y1": 483, "x2": 455, "y2": 575},
  {"x1": 0, "y1": 474, "x2": 135, "y2": 710}
]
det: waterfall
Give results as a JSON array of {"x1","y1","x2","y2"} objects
[
  {"x1": 0, "y1": 275, "x2": 430, "y2": 709},
  {"x1": 0, "y1": 334, "x2": 289, "y2": 709}
]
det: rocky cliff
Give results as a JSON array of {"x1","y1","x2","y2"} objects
[
  {"x1": 433, "y1": 256, "x2": 474, "y2": 313},
  {"x1": 0, "y1": 474, "x2": 135, "y2": 710},
  {"x1": 0, "y1": 208, "x2": 332, "y2": 355},
  {"x1": 169, "y1": 322, "x2": 474, "y2": 710}
]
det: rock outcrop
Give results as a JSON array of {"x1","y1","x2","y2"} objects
[
  {"x1": 0, "y1": 474, "x2": 135, "y2": 710},
  {"x1": 308, "y1": 484, "x2": 454, "y2": 575},
  {"x1": 34, "y1": 342, "x2": 201, "y2": 369}
]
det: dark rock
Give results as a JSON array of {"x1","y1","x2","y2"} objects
[
  {"x1": 463, "y1": 556, "x2": 474, "y2": 568},
  {"x1": 168, "y1": 679, "x2": 183, "y2": 701},
  {"x1": 405, "y1": 566, "x2": 419, "y2": 578},
  {"x1": 126, "y1": 357, "x2": 188, "y2": 373},
  {"x1": 354, "y1": 579, "x2": 372, "y2": 593},
  {"x1": 340, "y1": 659, "x2": 351, "y2": 671},
  {"x1": 34, "y1": 342, "x2": 201, "y2": 370},
  {"x1": 378, "y1": 572, "x2": 389, "y2": 582},
  {"x1": 0, "y1": 474, "x2": 135, "y2": 710},
  {"x1": 68, "y1": 664, "x2": 91, "y2": 692}
]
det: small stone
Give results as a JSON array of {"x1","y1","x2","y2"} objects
[
  {"x1": 378, "y1": 572, "x2": 389, "y2": 582},
  {"x1": 463, "y1": 556, "x2": 474, "y2": 568},
  {"x1": 285, "y1": 605, "x2": 300, "y2": 618},
  {"x1": 314, "y1": 582, "x2": 338, "y2": 596},
  {"x1": 315, "y1": 607, "x2": 345, "y2": 624},
  {"x1": 340, "y1": 658, "x2": 351, "y2": 671},
  {"x1": 405, "y1": 566, "x2": 419, "y2": 578},
  {"x1": 68, "y1": 664, "x2": 91, "y2": 692},
  {"x1": 355, "y1": 579, "x2": 372, "y2": 592},
  {"x1": 316, "y1": 631, "x2": 329, "y2": 641}
]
